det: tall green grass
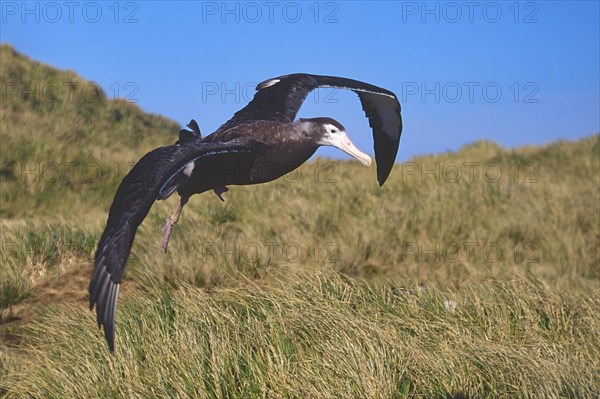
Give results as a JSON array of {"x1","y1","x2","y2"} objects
[{"x1": 3, "y1": 272, "x2": 599, "y2": 398}]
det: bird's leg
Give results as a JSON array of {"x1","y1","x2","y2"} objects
[
  {"x1": 161, "y1": 195, "x2": 189, "y2": 253},
  {"x1": 213, "y1": 186, "x2": 229, "y2": 202}
]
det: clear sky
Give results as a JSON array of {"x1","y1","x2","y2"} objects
[{"x1": 2, "y1": 1, "x2": 599, "y2": 161}]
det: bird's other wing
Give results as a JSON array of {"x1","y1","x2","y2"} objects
[
  {"x1": 89, "y1": 138, "x2": 263, "y2": 351},
  {"x1": 215, "y1": 73, "x2": 402, "y2": 185},
  {"x1": 176, "y1": 119, "x2": 202, "y2": 144}
]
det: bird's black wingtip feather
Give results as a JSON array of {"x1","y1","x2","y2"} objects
[
  {"x1": 104, "y1": 322, "x2": 115, "y2": 352},
  {"x1": 89, "y1": 265, "x2": 118, "y2": 351},
  {"x1": 377, "y1": 170, "x2": 391, "y2": 187}
]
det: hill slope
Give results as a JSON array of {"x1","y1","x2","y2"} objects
[
  {"x1": 1, "y1": 45, "x2": 598, "y2": 398},
  {"x1": 0, "y1": 44, "x2": 179, "y2": 217}
]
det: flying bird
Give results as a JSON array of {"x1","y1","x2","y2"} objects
[{"x1": 89, "y1": 73, "x2": 403, "y2": 351}]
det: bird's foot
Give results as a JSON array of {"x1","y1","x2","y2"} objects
[
  {"x1": 161, "y1": 196, "x2": 188, "y2": 252},
  {"x1": 161, "y1": 217, "x2": 174, "y2": 253},
  {"x1": 213, "y1": 186, "x2": 229, "y2": 202}
]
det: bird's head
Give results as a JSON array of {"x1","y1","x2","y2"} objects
[{"x1": 300, "y1": 117, "x2": 372, "y2": 167}]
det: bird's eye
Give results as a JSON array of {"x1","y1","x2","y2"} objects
[{"x1": 330, "y1": 129, "x2": 336, "y2": 133}]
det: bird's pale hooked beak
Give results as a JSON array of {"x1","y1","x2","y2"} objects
[{"x1": 334, "y1": 132, "x2": 372, "y2": 167}]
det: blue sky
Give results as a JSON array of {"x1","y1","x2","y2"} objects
[{"x1": 2, "y1": 1, "x2": 599, "y2": 161}]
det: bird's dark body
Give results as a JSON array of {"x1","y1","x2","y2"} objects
[
  {"x1": 180, "y1": 120, "x2": 320, "y2": 196},
  {"x1": 89, "y1": 73, "x2": 403, "y2": 351}
]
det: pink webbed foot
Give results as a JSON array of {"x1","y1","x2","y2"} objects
[
  {"x1": 160, "y1": 196, "x2": 189, "y2": 253},
  {"x1": 161, "y1": 217, "x2": 174, "y2": 252}
]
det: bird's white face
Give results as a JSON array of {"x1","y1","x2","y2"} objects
[{"x1": 318, "y1": 123, "x2": 372, "y2": 167}]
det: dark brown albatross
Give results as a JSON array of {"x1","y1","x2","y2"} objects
[{"x1": 89, "y1": 73, "x2": 403, "y2": 351}]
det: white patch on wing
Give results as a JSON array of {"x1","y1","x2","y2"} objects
[
  {"x1": 257, "y1": 78, "x2": 280, "y2": 90},
  {"x1": 183, "y1": 161, "x2": 195, "y2": 177},
  {"x1": 299, "y1": 120, "x2": 313, "y2": 132},
  {"x1": 158, "y1": 148, "x2": 250, "y2": 198}
]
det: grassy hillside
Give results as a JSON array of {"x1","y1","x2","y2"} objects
[
  {"x1": 1, "y1": 45, "x2": 599, "y2": 398},
  {"x1": 0, "y1": 44, "x2": 179, "y2": 218}
]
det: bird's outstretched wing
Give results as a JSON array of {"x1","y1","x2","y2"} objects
[
  {"x1": 89, "y1": 138, "x2": 263, "y2": 351},
  {"x1": 215, "y1": 73, "x2": 402, "y2": 185}
]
